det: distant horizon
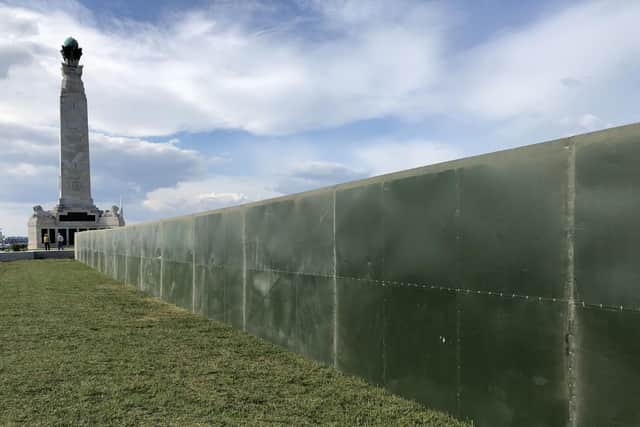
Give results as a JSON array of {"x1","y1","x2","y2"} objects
[{"x1": 2, "y1": 0, "x2": 639, "y2": 235}]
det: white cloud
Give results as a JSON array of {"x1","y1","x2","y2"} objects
[
  {"x1": 198, "y1": 192, "x2": 247, "y2": 204},
  {"x1": 2, "y1": 0, "x2": 639, "y2": 140},
  {"x1": 578, "y1": 113, "x2": 605, "y2": 131},
  {"x1": 0, "y1": 162, "x2": 56, "y2": 177},
  {"x1": 274, "y1": 160, "x2": 367, "y2": 193},
  {"x1": 449, "y1": 1, "x2": 640, "y2": 126},
  {"x1": 0, "y1": 201, "x2": 46, "y2": 236},
  {"x1": 0, "y1": 119, "x2": 206, "y2": 215},
  {"x1": 0, "y1": 1, "x2": 446, "y2": 136},
  {"x1": 142, "y1": 176, "x2": 280, "y2": 214},
  {"x1": 355, "y1": 141, "x2": 459, "y2": 176},
  {"x1": 290, "y1": 160, "x2": 364, "y2": 180},
  {"x1": 139, "y1": 138, "x2": 460, "y2": 221},
  {"x1": 90, "y1": 132, "x2": 206, "y2": 192}
]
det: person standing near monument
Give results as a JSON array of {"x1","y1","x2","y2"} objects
[
  {"x1": 43, "y1": 234, "x2": 50, "y2": 251},
  {"x1": 56, "y1": 233, "x2": 65, "y2": 251}
]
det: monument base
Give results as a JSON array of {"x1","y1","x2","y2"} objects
[{"x1": 28, "y1": 204, "x2": 124, "y2": 250}]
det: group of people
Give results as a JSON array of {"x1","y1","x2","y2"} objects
[{"x1": 42, "y1": 233, "x2": 65, "y2": 251}]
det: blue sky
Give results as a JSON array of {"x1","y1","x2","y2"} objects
[{"x1": 1, "y1": 0, "x2": 639, "y2": 235}]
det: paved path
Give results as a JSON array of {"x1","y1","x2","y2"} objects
[{"x1": 0, "y1": 250, "x2": 74, "y2": 262}]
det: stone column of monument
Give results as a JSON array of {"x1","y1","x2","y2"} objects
[
  {"x1": 27, "y1": 37, "x2": 124, "y2": 250},
  {"x1": 56, "y1": 37, "x2": 97, "y2": 213}
]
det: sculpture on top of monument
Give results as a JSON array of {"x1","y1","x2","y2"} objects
[
  {"x1": 27, "y1": 37, "x2": 125, "y2": 250},
  {"x1": 61, "y1": 37, "x2": 82, "y2": 66}
]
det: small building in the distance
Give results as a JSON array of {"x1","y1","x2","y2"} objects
[{"x1": 28, "y1": 37, "x2": 124, "y2": 249}]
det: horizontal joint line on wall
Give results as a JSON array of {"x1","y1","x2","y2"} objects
[{"x1": 82, "y1": 254, "x2": 640, "y2": 314}]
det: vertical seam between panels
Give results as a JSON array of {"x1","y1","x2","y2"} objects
[
  {"x1": 455, "y1": 167, "x2": 462, "y2": 416},
  {"x1": 192, "y1": 218, "x2": 196, "y2": 314},
  {"x1": 566, "y1": 140, "x2": 578, "y2": 426},
  {"x1": 243, "y1": 210, "x2": 247, "y2": 331},
  {"x1": 159, "y1": 222, "x2": 164, "y2": 299},
  {"x1": 333, "y1": 189, "x2": 338, "y2": 369}
]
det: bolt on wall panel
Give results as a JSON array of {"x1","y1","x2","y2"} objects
[
  {"x1": 295, "y1": 275, "x2": 334, "y2": 365},
  {"x1": 335, "y1": 184, "x2": 385, "y2": 280},
  {"x1": 246, "y1": 270, "x2": 296, "y2": 348},
  {"x1": 458, "y1": 141, "x2": 569, "y2": 299},
  {"x1": 575, "y1": 131, "x2": 640, "y2": 308},
  {"x1": 246, "y1": 193, "x2": 334, "y2": 275},
  {"x1": 384, "y1": 285, "x2": 459, "y2": 416},
  {"x1": 458, "y1": 294, "x2": 568, "y2": 427},
  {"x1": 336, "y1": 277, "x2": 386, "y2": 386},
  {"x1": 575, "y1": 306, "x2": 640, "y2": 426},
  {"x1": 381, "y1": 169, "x2": 460, "y2": 288}
]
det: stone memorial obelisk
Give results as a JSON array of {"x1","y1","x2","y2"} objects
[
  {"x1": 28, "y1": 37, "x2": 124, "y2": 249},
  {"x1": 58, "y1": 37, "x2": 96, "y2": 212}
]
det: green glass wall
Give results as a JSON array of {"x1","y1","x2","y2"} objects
[{"x1": 76, "y1": 122, "x2": 640, "y2": 426}]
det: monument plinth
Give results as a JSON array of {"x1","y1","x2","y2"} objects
[{"x1": 28, "y1": 37, "x2": 124, "y2": 250}]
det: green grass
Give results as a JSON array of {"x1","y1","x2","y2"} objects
[{"x1": 0, "y1": 260, "x2": 471, "y2": 426}]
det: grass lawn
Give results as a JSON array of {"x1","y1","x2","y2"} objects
[{"x1": 0, "y1": 259, "x2": 471, "y2": 426}]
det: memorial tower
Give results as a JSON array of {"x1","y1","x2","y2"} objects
[
  {"x1": 57, "y1": 37, "x2": 96, "y2": 212},
  {"x1": 28, "y1": 37, "x2": 124, "y2": 249}
]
